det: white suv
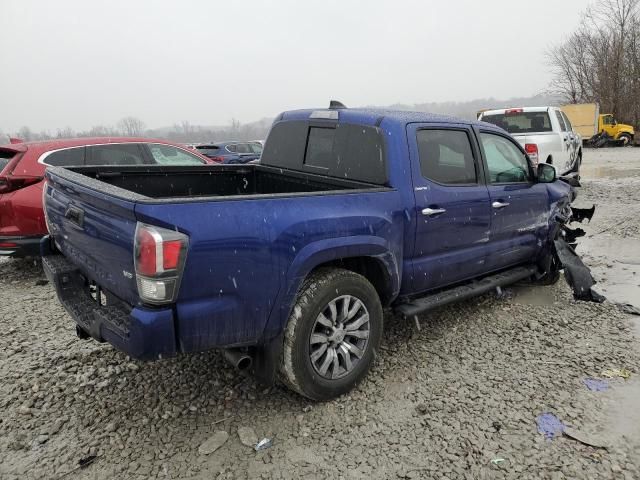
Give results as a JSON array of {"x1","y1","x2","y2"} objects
[{"x1": 478, "y1": 106, "x2": 582, "y2": 177}]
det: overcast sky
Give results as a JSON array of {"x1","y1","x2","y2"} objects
[{"x1": 0, "y1": 0, "x2": 591, "y2": 132}]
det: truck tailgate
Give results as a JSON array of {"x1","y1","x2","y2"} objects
[{"x1": 44, "y1": 169, "x2": 140, "y2": 306}]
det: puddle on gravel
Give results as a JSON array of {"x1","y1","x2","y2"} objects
[
  {"x1": 576, "y1": 236, "x2": 640, "y2": 310},
  {"x1": 581, "y1": 165, "x2": 640, "y2": 180},
  {"x1": 509, "y1": 285, "x2": 555, "y2": 306}
]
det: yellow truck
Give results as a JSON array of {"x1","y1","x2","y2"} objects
[{"x1": 561, "y1": 103, "x2": 635, "y2": 146}]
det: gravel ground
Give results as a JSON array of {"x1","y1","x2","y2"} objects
[{"x1": 1, "y1": 148, "x2": 639, "y2": 480}]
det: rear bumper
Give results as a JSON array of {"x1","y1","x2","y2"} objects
[
  {"x1": 0, "y1": 235, "x2": 43, "y2": 257},
  {"x1": 42, "y1": 253, "x2": 177, "y2": 360}
]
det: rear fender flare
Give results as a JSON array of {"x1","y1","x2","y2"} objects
[{"x1": 260, "y1": 236, "x2": 400, "y2": 342}]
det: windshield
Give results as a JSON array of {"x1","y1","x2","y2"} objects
[
  {"x1": 481, "y1": 112, "x2": 552, "y2": 134},
  {"x1": 147, "y1": 144, "x2": 205, "y2": 165}
]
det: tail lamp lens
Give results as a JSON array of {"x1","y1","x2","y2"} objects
[
  {"x1": 524, "y1": 143, "x2": 539, "y2": 164},
  {"x1": 134, "y1": 223, "x2": 188, "y2": 304}
]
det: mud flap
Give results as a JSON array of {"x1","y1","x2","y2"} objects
[{"x1": 553, "y1": 239, "x2": 605, "y2": 303}]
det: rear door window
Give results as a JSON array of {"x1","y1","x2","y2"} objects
[
  {"x1": 44, "y1": 147, "x2": 86, "y2": 166},
  {"x1": 561, "y1": 112, "x2": 573, "y2": 131},
  {"x1": 235, "y1": 143, "x2": 252, "y2": 154},
  {"x1": 480, "y1": 133, "x2": 531, "y2": 183},
  {"x1": 86, "y1": 144, "x2": 147, "y2": 166},
  {"x1": 555, "y1": 111, "x2": 567, "y2": 132},
  {"x1": 416, "y1": 129, "x2": 477, "y2": 185},
  {"x1": 195, "y1": 145, "x2": 220, "y2": 156},
  {"x1": 225, "y1": 144, "x2": 237, "y2": 153},
  {"x1": 146, "y1": 144, "x2": 205, "y2": 165}
]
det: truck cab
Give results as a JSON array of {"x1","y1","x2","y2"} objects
[
  {"x1": 477, "y1": 107, "x2": 582, "y2": 177},
  {"x1": 600, "y1": 114, "x2": 635, "y2": 145}
]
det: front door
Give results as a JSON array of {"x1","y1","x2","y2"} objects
[
  {"x1": 475, "y1": 129, "x2": 550, "y2": 271},
  {"x1": 408, "y1": 124, "x2": 492, "y2": 294}
]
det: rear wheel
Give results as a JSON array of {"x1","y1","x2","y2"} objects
[
  {"x1": 279, "y1": 268, "x2": 383, "y2": 401},
  {"x1": 619, "y1": 133, "x2": 632, "y2": 146}
]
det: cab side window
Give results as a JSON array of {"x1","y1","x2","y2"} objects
[
  {"x1": 416, "y1": 129, "x2": 477, "y2": 185},
  {"x1": 86, "y1": 144, "x2": 146, "y2": 166},
  {"x1": 480, "y1": 133, "x2": 531, "y2": 183},
  {"x1": 44, "y1": 147, "x2": 85, "y2": 166}
]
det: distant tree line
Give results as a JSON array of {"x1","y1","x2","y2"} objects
[
  {"x1": 2, "y1": 116, "x2": 273, "y2": 145},
  {"x1": 548, "y1": 0, "x2": 640, "y2": 127}
]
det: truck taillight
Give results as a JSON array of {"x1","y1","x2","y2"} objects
[
  {"x1": 524, "y1": 143, "x2": 539, "y2": 164},
  {"x1": 134, "y1": 223, "x2": 189, "y2": 304}
]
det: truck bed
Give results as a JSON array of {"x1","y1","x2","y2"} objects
[{"x1": 54, "y1": 164, "x2": 385, "y2": 202}]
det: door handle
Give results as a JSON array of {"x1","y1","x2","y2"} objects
[
  {"x1": 422, "y1": 207, "x2": 446, "y2": 216},
  {"x1": 492, "y1": 201, "x2": 510, "y2": 209}
]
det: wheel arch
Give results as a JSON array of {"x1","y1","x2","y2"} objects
[{"x1": 261, "y1": 237, "x2": 401, "y2": 342}]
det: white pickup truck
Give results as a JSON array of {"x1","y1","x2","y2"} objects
[{"x1": 478, "y1": 106, "x2": 582, "y2": 177}]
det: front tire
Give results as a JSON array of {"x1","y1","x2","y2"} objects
[{"x1": 279, "y1": 268, "x2": 383, "y2": 401}]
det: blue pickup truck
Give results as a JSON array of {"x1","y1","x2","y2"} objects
[{"x1": 42, "y1": 104, "x2": 578, "y2": 400}]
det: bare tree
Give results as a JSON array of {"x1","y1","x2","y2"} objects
[
  {"x1": 548, "y1": 0, "x2": 640, "y2": 126},
  {"x1": 117, "y1": 116, "x2": 146, "y2": 136}
]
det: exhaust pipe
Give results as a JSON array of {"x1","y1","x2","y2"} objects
[{"x1": 223, "y1": 349, "x2": 253, "y2": 371}]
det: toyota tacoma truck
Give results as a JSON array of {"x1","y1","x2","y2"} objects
[
  {"x1": 478, "y1": 106, "x2": 582, "y2": 177},
  {"x1": 42, "y1": 104, "x2": 585, "y2": 400}
]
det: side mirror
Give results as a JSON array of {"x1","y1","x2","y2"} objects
[{"x1": 537, "y1": 163, "x2": 556, "y2": 183}]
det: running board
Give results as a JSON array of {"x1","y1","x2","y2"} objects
[{"x1": 394, "y1": 265, "x2": 537, "y2": 318}]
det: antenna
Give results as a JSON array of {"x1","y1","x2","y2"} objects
[{"x1": 329, "y1": 100, "x2": 347, "y2": 109}]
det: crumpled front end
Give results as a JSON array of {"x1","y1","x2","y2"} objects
[{"x1": 544, "y1": 181, "x2": 604, "y2": 303}]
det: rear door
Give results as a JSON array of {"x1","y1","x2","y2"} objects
[
  {"x1": 475, "y1": 129, "x2": 549, "y2": 271},
  {"x1": 553, "y1": 109, "x2": 573, "y2": 170},
  {"x1": 407, "y1": 123, "x2": 492, "y2": 293}
]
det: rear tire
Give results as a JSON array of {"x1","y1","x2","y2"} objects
[
  {"x1": 619, "y1": 133, "x2": 632, "y2": 146},
  {"x1": 279, "y1": 268, "x2": 383, "y2": 401}
]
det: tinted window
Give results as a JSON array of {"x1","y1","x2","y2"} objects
[
  {"x1": 44, "y1": 147, "x2": 85, "y2": 166},
  {"x1": 226, "y1": 144, "x2": 237, "y2": 153},
  {"x1": 0, "y1": 150, "x2": 17, "y2": 172},
  {"x1": 482, "y1": 112, "x2": 552, "y2": 133},
  {"x1": 480, "y1": 133, "x2": 531, "y2": 183},
  {"x1": 603, "y1": 115, "x2": 614, "y2": 125},
  {"x1": 147, "y1": 144, "x2": 205, "y2": 165},
  {"x1": 555, "y1": 111, "x2": 567, "y2": 132},
  {"x1": 196, "y1": 146, "x2": 220, "y2": 156},
  {"x1": 417, "y1": 130, "x2": 477, "y2": 185},
  {"x1": 304, "y1": 127, "x2": 336, "y2": 169},
  {"x1": 261, "y1": 121, "x2": 387, "y2": 184},
  {"x1": 87, "y1": 144, "x2": 146, "y2": 166},
  {"x1": 561, "y1": 112, "x2": 573, "y2": 131}
]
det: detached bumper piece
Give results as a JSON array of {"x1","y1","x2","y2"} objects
[
  {"x1": 42, "y1": 254, "x2": 177, "y2": 360},
  {"x1": 554, "y1": 239, "x2": 605, "y2": 303}
]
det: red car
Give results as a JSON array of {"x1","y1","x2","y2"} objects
[{"x1": 0, "y1": 137, "x2": 212, "y2": 257}]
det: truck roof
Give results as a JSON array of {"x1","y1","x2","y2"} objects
[
  {"x1": 279, "y1": 108, "x2": 503, "y2": 131},
  {"x1": 481, "y1": 106, "x2": 554, "y2": 116}
]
